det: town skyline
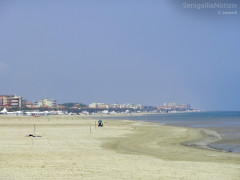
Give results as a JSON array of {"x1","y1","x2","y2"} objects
[{"x1": 0, "y1": 94, "x2": 193, "y2": 114}]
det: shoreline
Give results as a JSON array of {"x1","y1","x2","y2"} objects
[
  {"x1": 97, "y1": 113, "x2": 240, "y2": 154},
  {"x1": 182, "y1": 129, "x2": 225, "y2": 152},
  {"x1": 102, "y1": 119, "x2": 240, "y2": 163}
]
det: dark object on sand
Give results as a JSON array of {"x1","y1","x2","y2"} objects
[
  {"x1": 27, "y1": 134, "x2": 41, "y2": 137},
  {"x1": 98, "y1": 120, "x2": 103, "y2": 127}
]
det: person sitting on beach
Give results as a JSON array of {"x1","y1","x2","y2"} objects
[{"x1": 98, "y1": 120, "x2": 103, "y2": 127}]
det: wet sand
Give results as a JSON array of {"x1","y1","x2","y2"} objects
[{"x1": 0, "y1": 115, "x2": 240, "y2": 179}]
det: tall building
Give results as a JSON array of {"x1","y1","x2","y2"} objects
[{"x1": 0, "y1": 95, "x2": 22, "y2": 108}]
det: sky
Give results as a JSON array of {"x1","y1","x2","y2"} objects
[{"x1": 0, "y1": 0, "x2": 239, "y2": 110}]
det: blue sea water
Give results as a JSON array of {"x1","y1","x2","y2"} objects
[{"x1": 103, "y1": 111, "x2": 240, "y2": 153}]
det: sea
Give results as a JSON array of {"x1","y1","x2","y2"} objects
[{"x1": 101, "y1": 111, "x2": 240, "y2": 153}]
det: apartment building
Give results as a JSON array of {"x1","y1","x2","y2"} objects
[{"x1": 0, "y1": 95, "x2": 22, "y2": 108}]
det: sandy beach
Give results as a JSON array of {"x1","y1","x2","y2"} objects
[{"x1": 0, "y1": 115, "x2": 240, "y2": 180}]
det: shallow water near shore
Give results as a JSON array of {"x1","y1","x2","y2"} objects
[{"x1": 102, "y1": 111, "x2": 240, "y2": 153}]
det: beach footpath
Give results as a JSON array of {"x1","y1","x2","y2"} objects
[{"x1": 0, "y1": 115, "x2": 239, "y2": 179}]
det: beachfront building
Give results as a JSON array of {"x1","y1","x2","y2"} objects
[
  {"x1": 157, "y1": 103, "x2": 191, "y2": 112},
  {"x1": 33, "y1": 100, "x2": 42, "y2": 107},
  {"x1": 89, "y1": 103, "x2": 143, "y2": 110},
  {"x1": 120, "y1": 104, "x2": 143, "y2": 110},
  {"x1": 24, "y1": 101, "x2": 34, "y2": 108},
  {"x1": 89, "y1": 103, "x2": 109, "y2": 109},
  {"x1": 42, "y1": 98, "x2": 56, "y2": 107},
  {"x1": 33, "y1": 98, "x2": 56, "y2": 108},
  {"x1": 0, "y1": 95, "x2": 22, "y2": 109},
  {"x1": 109, "y1": 103, "x2": 120, "y2": 109},
  {"x1": 89, "y1": 103, "x2": 97, "y2": 108}
]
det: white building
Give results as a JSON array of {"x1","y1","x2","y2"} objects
[
  {"x1": 42, "y1": 99, "x2": 56, "y2": 107},
  {"x1": 89, "y1": 103, "x2": 98, "y2": 108},
  {"x1": 89, "y1": 103, "x2": 109, "y2": 109},
  {"x1": 33, "y1": 100, "x2": 43, "y2": 107},
  {"x1": 33, "y1": 98, "x2": 56, "y2": 108},
  {"x1": 120, "y1": 104, "x2": 142, "y2": 109}
]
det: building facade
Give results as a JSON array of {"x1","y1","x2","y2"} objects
[
  {"x1": 33, "y1": 98, "x2": 56, "y2": 108},
  {"x1": 89, "y1": 103, "x2": 109, "y2": 109},
  {"x1": 157, "y1": 103, "x2": 191, "y2": 112},
  {"x1": 0, "y1": 95, "x2": 22, "y2": 108}
]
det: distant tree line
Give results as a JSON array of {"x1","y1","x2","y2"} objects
[{"x1": 59, "y1": 103, "x2": 88, "y2": 108}]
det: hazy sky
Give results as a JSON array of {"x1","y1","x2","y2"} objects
[{"x1": 0, "y1": 0, "x2": 239, "y2": 110}]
